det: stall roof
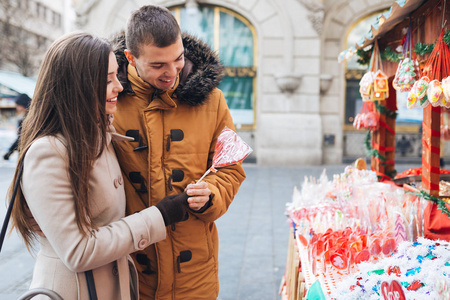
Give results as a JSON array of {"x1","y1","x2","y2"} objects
[
  {"x1": 356, "y1": 0, "x2": 427, "y2": 49},
  {"x1": 339, "y1": 0, "x2": 427, "y2": 61},
  {"x1": 0, "y1": 70, "x2": 36, "y2": 98}
]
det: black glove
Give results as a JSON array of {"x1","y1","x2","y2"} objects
[{"x1": 155, "y1": 192, "x2": 189, "y2": 226}]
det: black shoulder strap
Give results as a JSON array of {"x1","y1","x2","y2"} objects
[
  {"x1": 0, "y1": 164, "x2": 23, "y2": 253},
  {"x1": 85, "y1": 270, "x2": 98, "y2": 300}
]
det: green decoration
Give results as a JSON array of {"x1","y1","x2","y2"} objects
[
  {"x1": 356, "y1": 48, "x2": 371, "y2": 66},
  {"x1": 381, "y1": 46, "x2": 401, "y2": 62},
  {"x1": 414, "y1": 42, "x2": 434, "y2": 56},
  {"x1": 363, "y1": 109, "x2": 397, "y2": 179},
  {"x1": 368, "y1": 269, "x2": 385, "y2": 275},
  {"x1": 406, "y1": 190, "x2": 450, "y2": 219},
  {"x1": 375, "y1": 102, "x2": 398, "y2": 119},
  {"x1": 444, "y1": 30, "x2": 450, "y2": 45},
  {"x1": 356, "y1": 30, "x2": 450, "y2": 64}
]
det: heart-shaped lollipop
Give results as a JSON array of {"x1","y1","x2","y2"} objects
[
  {"x1": 197, "y1": 126, "x2": 253, "y2": 182},
  {"x1": 381, "y1": 280, "x2": 406, "y2": 300}
]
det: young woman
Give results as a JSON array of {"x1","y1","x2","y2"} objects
[{"x1": 8, "y1": 32, "x2": 189, "y2": 300}]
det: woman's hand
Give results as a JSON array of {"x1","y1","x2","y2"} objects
[{"x1": 185, "y1": 182, "x2": 211, "y2": 211}]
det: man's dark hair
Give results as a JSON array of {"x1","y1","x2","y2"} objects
[{"x1": 126, "y1": 5, "x2": 181, "y2": 57}]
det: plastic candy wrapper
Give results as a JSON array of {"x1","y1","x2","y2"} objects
[
  {"x1": 428, "y1": 79, "x2": 444, "y2": 107},
  {"x1": 359, "y1": 72, "x2": 374, "y2": 99},
  {"x1": 407, "y1": 76, "x2": 430, "y2": 109},
  {"x1": 393, "y1": 58, "x2": 418, "y2": 92},
  {"x1": 197, "y1": 126, "x2": 252, "y2": 183}
]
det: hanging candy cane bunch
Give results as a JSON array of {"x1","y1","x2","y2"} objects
[
  {"x1": 353, "y1": 101, "x2": 380, "y2": 131},
  {"x1": 407, "y1": 30, "x2": 450, "y2": 109}
]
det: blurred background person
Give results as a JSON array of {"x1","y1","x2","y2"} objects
[{"x1": 3, "y1": 93, "x2": 31, "y2": 160}]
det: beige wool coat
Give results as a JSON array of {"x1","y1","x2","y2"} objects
[{"x1": 21, "y1": 129, "x2": 167, "y2": 300}]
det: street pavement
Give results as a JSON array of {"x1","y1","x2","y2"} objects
[{"x1": 0, "y1": 159, "x2": 420, "y2": 299}]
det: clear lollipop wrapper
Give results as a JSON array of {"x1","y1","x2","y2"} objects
[{"x1": 197, "y1": 126, "x2": 253, "y2": 183}]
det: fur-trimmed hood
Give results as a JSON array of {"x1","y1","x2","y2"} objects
[{"x1": 110, "y1": 32, "x2": 224, "y2": 106}]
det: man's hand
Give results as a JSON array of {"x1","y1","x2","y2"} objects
[{"x1": 185, "y1": 182, "x2": 211, "y2": 211}]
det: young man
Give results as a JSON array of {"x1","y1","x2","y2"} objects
[{"x1": 112, "y1": 5, "x2": 246, "y2": 299}]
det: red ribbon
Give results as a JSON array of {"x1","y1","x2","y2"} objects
[
  {"x1": 422, "y1": 156, "x2": 440, "y2": 174},
  {"x1": 423, "y1": 139, "x2": 441, "y2": 155},
  {"x1": 422, "y1": 121, "x2": 441, "y2": 138},
  {"x1": 421, "y1": 175, "x2": 440, "y2": 191},
  {"x1": 373, "y1": 156, "x2": 395, "y2": 165},
  {"x1": 372, "y1": 141, "x2": 395, "y2": 152},
  {"x1": 378, "y1": 120, "x2": 395, "y2": 135}
]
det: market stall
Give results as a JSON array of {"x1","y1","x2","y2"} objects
[{"x1": 280, "y1": 0, "x2": 450, "y2": 298}]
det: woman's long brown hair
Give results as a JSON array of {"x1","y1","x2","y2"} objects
[{"x1": 8, "y1": 32, "x2": 111, "y2": 248}]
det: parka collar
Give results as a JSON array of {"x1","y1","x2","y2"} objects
[{"x1": 127, "y1": 65, "x2": 179, "y2": 110}]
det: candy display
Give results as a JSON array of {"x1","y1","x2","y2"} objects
[
  {"x1": 197, "y1": 126, "x2": 252, "y2": 183},
  {"x1": 282, "y1": 166, "x2": 444, "y2": 299},
  {"x1": 330, "y1": 238, "x2": 450, "y2": 299}
]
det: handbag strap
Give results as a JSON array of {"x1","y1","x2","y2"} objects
[
  {"x1": 85, "y1": 270, "x2": 98, "y2": 300},
  {"x1": 0, "y1": 164, "x2": 23, "y2": 253}
]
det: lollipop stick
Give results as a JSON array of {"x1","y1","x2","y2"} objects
[{"x1": 197, "y1": 169, "x2": 211, "y2": 184}]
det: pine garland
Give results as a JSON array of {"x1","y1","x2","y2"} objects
[
  {"x1": 375, "y1": 102, "x2": 398, "y2": 119},
  {"x1": 363, "y1": 110, "x2": 397, "y2": 179},
  {"x1": 381, "y1": 46, "x2": 401, "y2": 62},
  {"x1": 364, "y1": 130, "x2": 387, "y2": 161},
  {"x1": 356, "y1": 48, "x2": 371, "y2": 66},
  {"x1": 385, "y1": 169, "x2": 397, "y2": 178},
  {"x1": 406, "y1": 190, "x2": 450, "y2": 219},
  {"x1": 355, "y1": 29, "x2": 450, "y2": 65},
  {"x1": 414, "y1": 42, "x2": 434, "y2": 56}
]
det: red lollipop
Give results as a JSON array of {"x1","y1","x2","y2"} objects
[
  {"x1": 381, "y1": 280, "x2": 406, "y2": 300},
  {"x1": 197, "y1": 127, "x2": 253, "y2": 182},
  {"x1": 382, "y1": 238, "x2": 396, "y2": 255},
  {"x1": 355, "y1": 249, "x2": 370, "y2": 264},
  {"x1": 370, "y1": 238, "x2": 382, "y2": 256},
  {"x1": 330, "y1": 252, "x2": 347, "y2": 269}
]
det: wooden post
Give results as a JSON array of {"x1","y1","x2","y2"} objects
[
  {"x1": 385, "y1": 78, "x2": 397, "y2": 177},
  {"x1": 371, "y1": 100, "x2": 386, "y2": 177},
  {"x1": 422, "y1": 104, "x2": 441, "y2": 197}
]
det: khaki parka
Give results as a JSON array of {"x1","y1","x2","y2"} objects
[{"x1": 112, "y1": 33, "x2": 246, "y2": 299}]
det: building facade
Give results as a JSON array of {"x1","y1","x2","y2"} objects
[
  {"x1": 0, "y1": 0, "x2": 74, "y2": 77},
  {"x1": 74, "y1": 0, "x2": 401, "y2": 166}
]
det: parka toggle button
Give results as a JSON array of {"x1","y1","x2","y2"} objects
[
  {"x1": 168, "y1": 170, "x2": 184, "y2": 191},
  {"x1": 177, "y1": 250, "x2": 192, "y2": 273},
  {"x1": 166, "y1": 129, "x2": 184, "y2": 151},
  {"x1": 129, "y1": 172, "x2": 148, "y2": 193},
  {"x1": 125, "y1": 129, "x2": 148, "y2": 151}
]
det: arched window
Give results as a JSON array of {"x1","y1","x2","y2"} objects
[{"x1": 171, "y1": 5, "x2": 257, "y2": 129}]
